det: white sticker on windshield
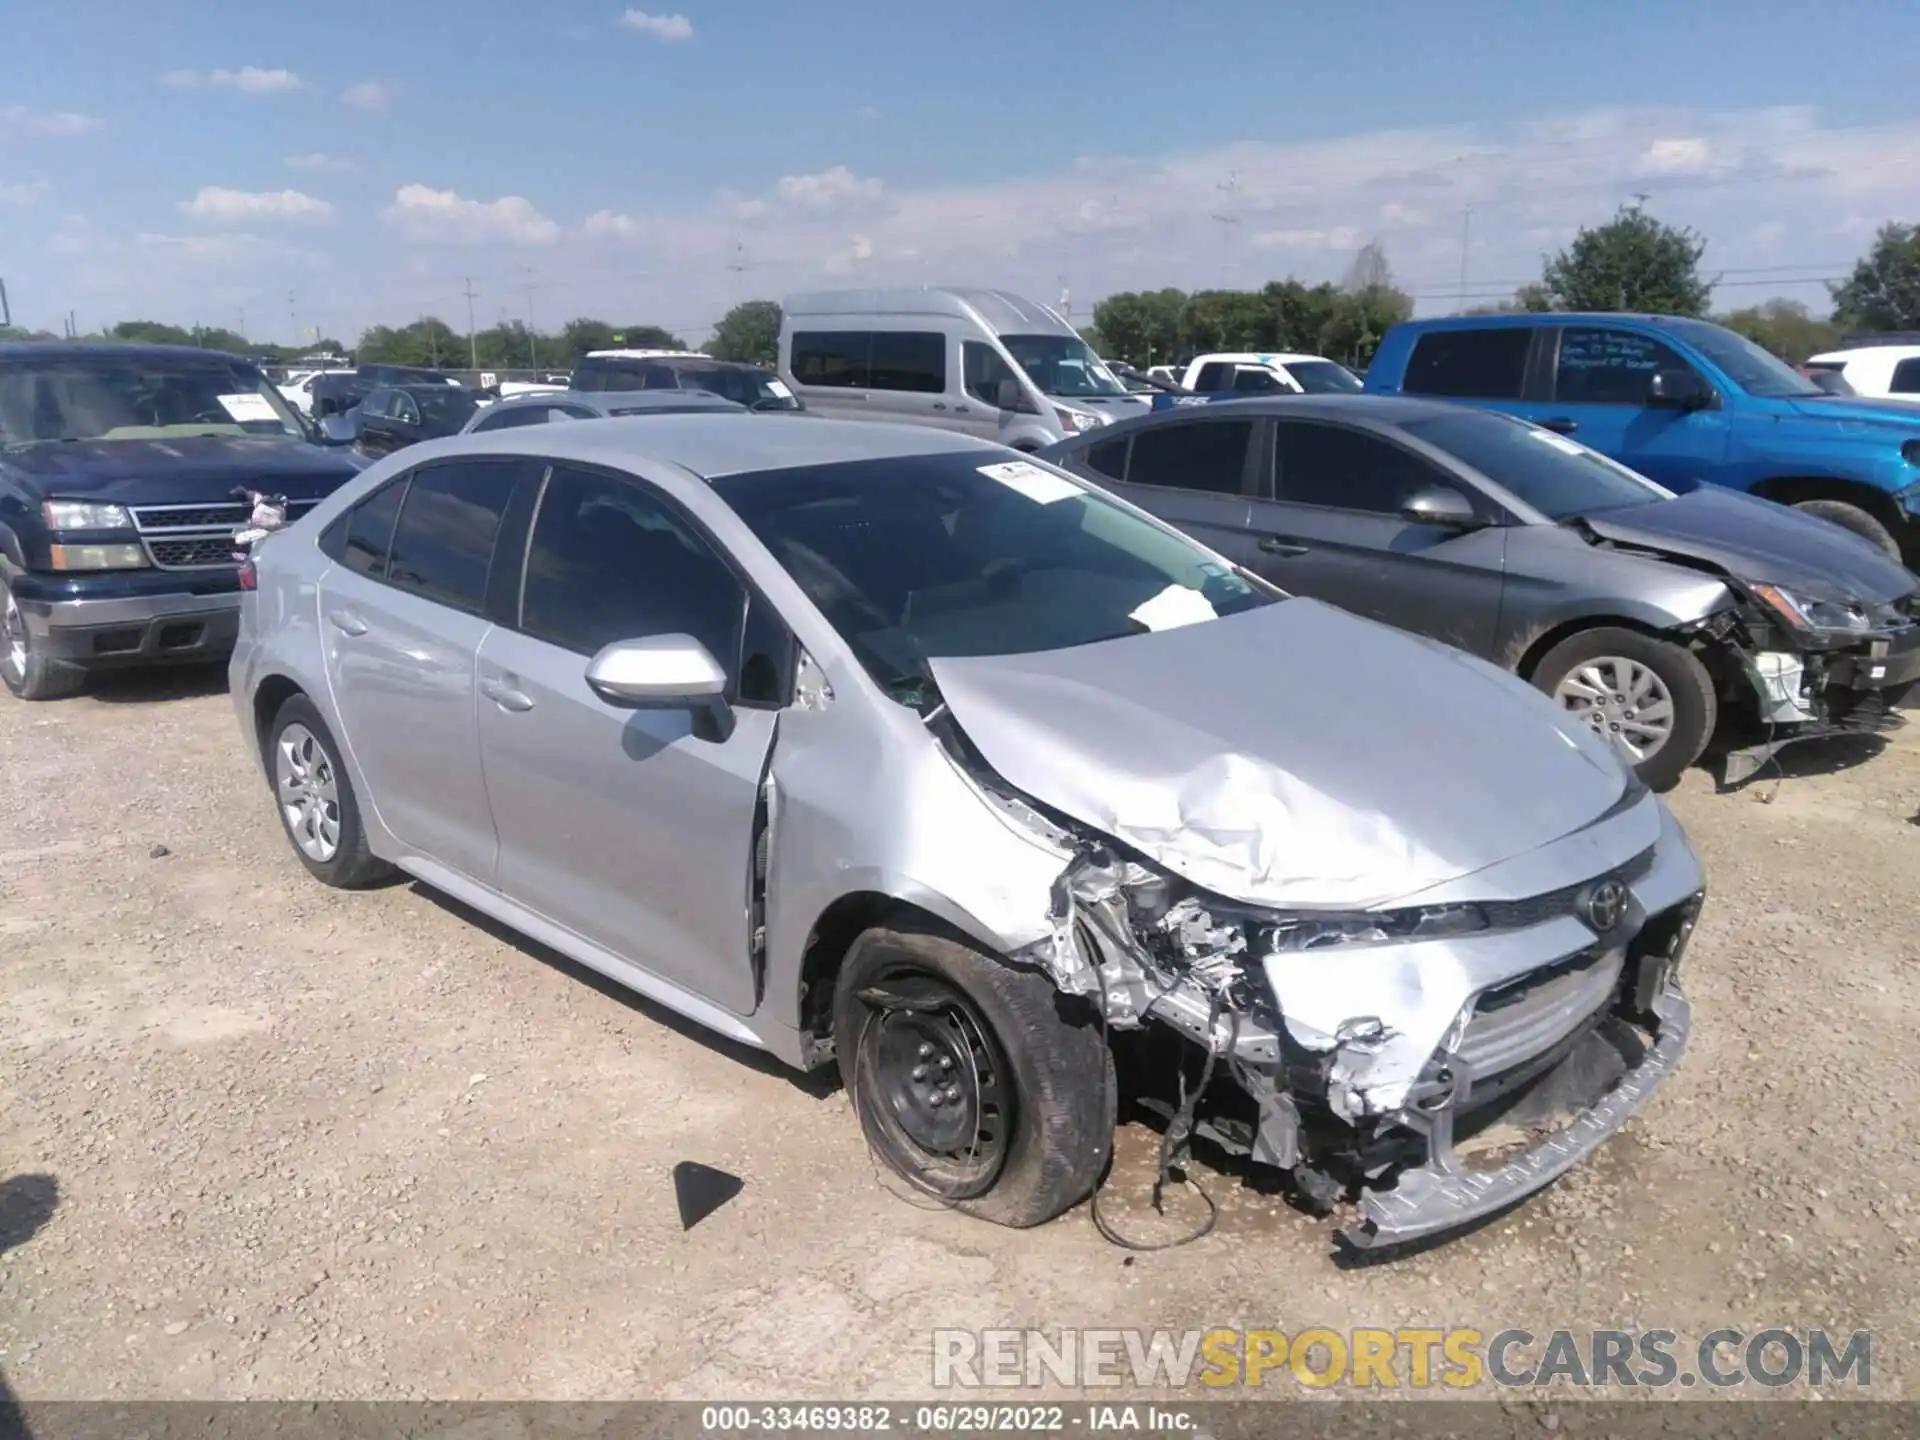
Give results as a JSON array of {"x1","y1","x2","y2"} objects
[
  {"x1": 1530, "y1": 428, "x2": 1585, "y2": 456},
  {"x1": 217, "y1": 393, "x2": 278, "y2": 423},
  {"x1": 1129, "y1": 584, "x2": 1218, "y2": 632},
  {"x1": 765, "y1": 378, "x2": 793, "y2": 398},
  {"x1": 978, "y1": 460, "x2": 1081, "y2": 504}
]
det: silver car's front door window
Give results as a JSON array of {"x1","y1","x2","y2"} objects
[
  {"x1": 474, "y1": 463, "x2": 779, "y2": 1016},
  {"x1": 318, "y1": 459, "x2": 526, "y2": 879},
  {"x1": 1254, "y1": 420, "x2": 1507, "y2": 658}
]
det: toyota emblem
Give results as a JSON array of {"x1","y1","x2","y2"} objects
[{"x1": 1584, "y1": 879, "x2": 1629, "y2": 932}]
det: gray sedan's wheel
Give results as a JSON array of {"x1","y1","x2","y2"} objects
[
  {"x1": 265, "y1": 694, "x2": 392, "y2": 888},
  {"x1": 0, "y1": 579, "x2": 89, "y2": 702},
  {"x1": 1531, "y1": 627, "x2": 1716, "y2": 792}
]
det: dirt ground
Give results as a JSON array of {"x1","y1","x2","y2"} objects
[{"x1": 1, "y1": 665, "x2": 1916, "y2": 1403}]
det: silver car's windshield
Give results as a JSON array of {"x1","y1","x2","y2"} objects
[
  {"x1": 0, "y1": 356, "x2": 308, "y2": 446},
  {"x1": 1399, "y1": 409, "x2": 1669, "y2": 519},
  {"x1": 998, "y1": 334, "x2": 1130, "y2": 399},
  {"x1": 712, "y1": 451, "x2": 1272, "y2": 706}
]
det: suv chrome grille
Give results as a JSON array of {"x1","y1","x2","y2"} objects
[{"x1": 129, "y1": 498, "x2": 318, "y2": 570}]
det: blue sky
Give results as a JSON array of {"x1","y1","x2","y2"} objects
[{"x1": 2, "y1": 0, "x2": 1917, "y2": 346}]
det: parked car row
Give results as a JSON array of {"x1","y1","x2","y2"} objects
[{"x1": 5, "y1": 288, "x2": 1915, "y2": 1254}]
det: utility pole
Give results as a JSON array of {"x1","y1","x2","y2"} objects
[
  {"x1": 237, "y1": 305, "x2": 247, "y2": 342},
  {"x1": 518, "y1": 266, "x2": 538, "y2": 368},
  {"x1": 0, "y1": 277, "x2": 11, "y2": 329},
  {"x1": 462, "y1": 277, "x2": 479, "y2": 371},
  {"x1": 1457, "y1": 205, "x2": 1473, "y2": 312},
  {"x1": 1209, "y1": 171, "x2": 1242, "y2": 278}
]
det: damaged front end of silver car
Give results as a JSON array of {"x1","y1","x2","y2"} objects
[
  {"x1": 1009, "y1": 825, "x2": 1702, "y2": 1249},
  {"x1": 911, "y1": 599, "x2": 1708, "y2": 1249}
]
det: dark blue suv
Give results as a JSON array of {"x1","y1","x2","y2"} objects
[
  {"x1": 1365, "y1": 313, "x2": 1920, "y2": 561},
  {"x1": 0, "y1": 343, "x2": 362, "y2": 699}
]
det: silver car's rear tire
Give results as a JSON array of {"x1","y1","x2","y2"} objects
[
  {"x1": 834, "y1": 925, "x2": 1115, "y2": 1228},
  {"x1": 266, "y1": 694, "x2": 392, "y2": 889},
  {"x1": 1532, "y1": 627, "x2": 1716, "y2": 792}
]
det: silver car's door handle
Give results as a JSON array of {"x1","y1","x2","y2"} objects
[
  {"x1": 1258, "y1": 536, "x2": 1310, "y2": 557},
  {"x1": 327, "y1": 610, "x2": 368, "y2": 636},
  {"x1": 480, "y1": 679, "x2": 535, "y2": 713}
]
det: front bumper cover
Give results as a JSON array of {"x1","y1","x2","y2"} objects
[{"x1": 1338, "y1": 977, "x2": 1689, "y2": 1250}]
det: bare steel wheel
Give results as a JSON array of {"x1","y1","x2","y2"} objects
[
  {"x1": 1552, "y1": 655, "x2": 1675, "y2": 763},
  {"x1": 833, "y1": 925, "x2": 1115, "y2": 1228},
  {"x1": 275, "y1": 722, "x2": 342, "y2": 863},
  {"x1": 1531, "y1": 626, "x2": 1715, "y2": 792},
  {"x1": 851, "y1": 971, "x2": 1013, "y2": 1201}
]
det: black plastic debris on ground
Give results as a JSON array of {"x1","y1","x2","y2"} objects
[{"x1": 672, "y1": 1162, "x2": 743, "y2": 1231}]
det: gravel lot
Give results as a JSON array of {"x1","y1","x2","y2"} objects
[{"x1": 1, "y1": 666, "x2": 1916, "y2": 1402}]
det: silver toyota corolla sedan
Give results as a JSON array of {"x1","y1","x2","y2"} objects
[{"x1": 230, "y1": 415, "x2": 1705, "y2": 1250}]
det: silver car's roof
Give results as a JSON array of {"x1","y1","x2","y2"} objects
[{"x1": 428, "y1": 412, "x2": 999, "y2": 479}]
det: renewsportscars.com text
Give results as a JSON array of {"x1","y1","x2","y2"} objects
[{"x1": 931, "y1": 1327, "x2": 1872, "y2": 1391}]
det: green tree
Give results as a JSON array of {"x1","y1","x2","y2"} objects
[
  {"x1": 560, "y1": 318, "x2": 619, "y2": 359},
  {"x1": 612, "y1": 324, "x2": 687, "y2": 350},
  {"x1": 1714, "y1": 299, "x2": 1841, "y2": 363},
  {"x1": 706, "y1": 300, "x2": 781, "y2": 364},
  {"x1": 1537, "y1": 204, "x2": 1712, "y2": 316},
  {"x1": 474, "y1": 321, "x2": 542, "y2": 369},
  {"x1": 357, "y1": 318, "x2": 461, "y2": 367},
  {"x1": 1090, "y1": 288, "x2": 1185, "y2": 366},
  {"x1": 1831, "y1": 222, "x2": 1920, "y2": 334}
]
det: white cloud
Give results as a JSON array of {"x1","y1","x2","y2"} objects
[
  {"x1": 0, "y1": 105, "x2": 101, "y2": 137},
  {"x1": 619, "y1": 9, "x2": 693, "y2": 39},
  {"x1": 1639, "y1": 136, "x2": 1714, "y2": 176},
  {"x1": 164, "y1": 66, "x2": 307, "y2": 93},
  {"x1": 286, "y1": 152, "x2": 355, "y2": 172},
  {"x1": 0, "y1": 180, "x2": 49, "y2": 207},
  {"x1": 181, "y1": 186, "x2": 334, "y2": 223},
  {"x1": 341, "y1": 79, "x2": 399, "y2": 110},
  {"x1": 1250, "y1": 225, "x2": 1362, "y2": 251},
  {"x1": 383, "y1": 184, "x2": 560, "y2": 245},
  {"x1": 856, "y1": 105, "x2": 881, "y2": 123},
  {"x1": 773, "y1": 165, "x2": 885, "y2": 212}
]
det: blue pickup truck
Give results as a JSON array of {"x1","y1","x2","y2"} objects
[
  {"x1": 0, "y1": 343, "x2": 363, "y2": 700},
  {"x1": 1364, "y1": 313, "x2": 1920, "y2": 561}
]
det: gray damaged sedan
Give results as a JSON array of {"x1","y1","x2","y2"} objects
[
  {"x1": 230, "y1": 416, "x2": 1705, "y2": 1249},
  {"x1": 1043, "y1": 396, "x2": 1920, "y2": 790}
]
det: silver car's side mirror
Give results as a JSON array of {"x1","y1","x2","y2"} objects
[{"x1": 584, "y1": 635, "x2": 728, "y2": 707}]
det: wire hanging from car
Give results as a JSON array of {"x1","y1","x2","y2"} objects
[{"x1": 1087, "y1": 990, "x2": 1220, "y2": 1252}]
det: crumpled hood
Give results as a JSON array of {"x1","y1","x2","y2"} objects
[
  {"x1": 929, "y1": 598, "x2": 1629, "y2": 910},
  {"x1": 1578, "y1": 486, "x2": 1917, "y2": 604},
  {"x1": 1, "y1": 436, "x2": 361, "y2": 505}
]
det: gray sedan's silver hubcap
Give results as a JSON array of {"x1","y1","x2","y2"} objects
[
  {"x1": 275, "y1": 723, "x2": 342, "y2": 862},
  {"x1": 2, "y1": 588, "x2": 26, "y2": 680},
  {"x1": 1553, "y1": 656, "x2": 1675, "y2": 763}
]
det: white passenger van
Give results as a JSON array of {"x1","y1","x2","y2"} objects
[{"x1": 778, "y1": 287, "x2": 1149, "y2": 448}]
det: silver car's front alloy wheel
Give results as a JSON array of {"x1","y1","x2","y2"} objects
[
  {"x1": 276, "y1": 723, "x2": 343, "y2": 862},
  {"x1": 1553, "y1": 655, "x2": 1676, "y2": 762}
]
